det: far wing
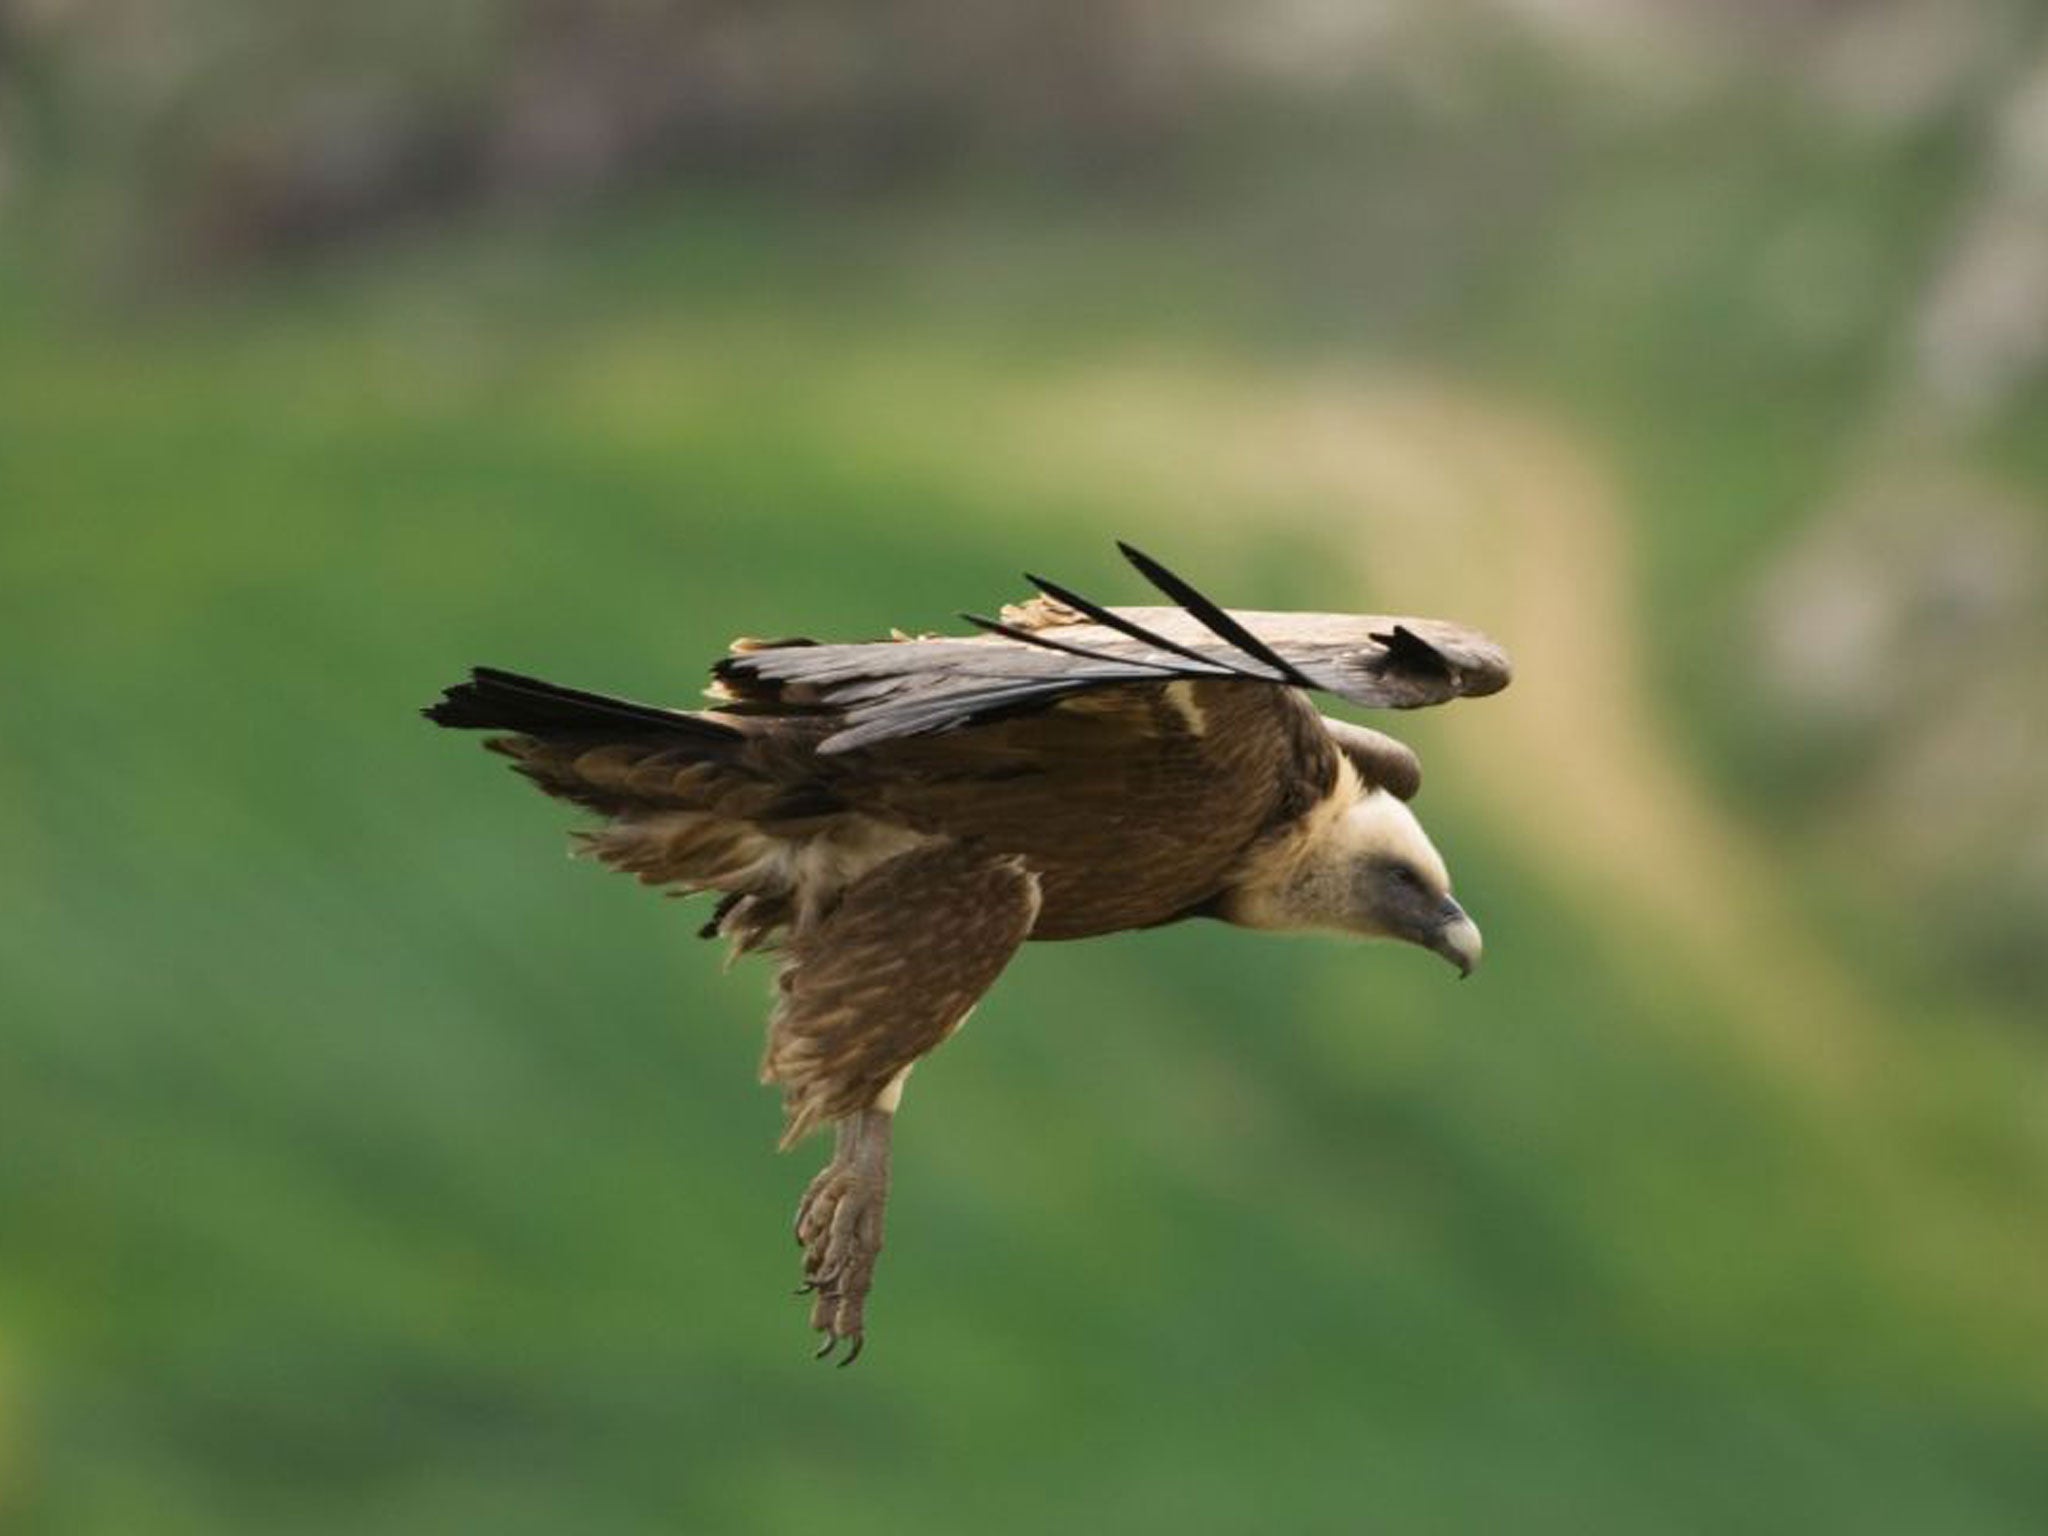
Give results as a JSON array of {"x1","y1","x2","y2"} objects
[
  {"x1": 713, "y1": 543, "x2": 1511, "y2": 753},
  {"x1": 1320, "y1": 717, "x2": 1423, "y2": 801},
  {"x1": 762, "y1": 841, "x2": 1041, "y2": 1145}
]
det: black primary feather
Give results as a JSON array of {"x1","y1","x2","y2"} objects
[
  {"x1": 1114, "y1": 543, "x2": 1320, "y2": 688},
  {"x1": 1367, "y1": 626, "x2": 1455, "y2": 680},
  {"x1": 958, "y1": 612, "x2": 1191, "y2": 672},
  {"x1": 1019, "y1": 572, "x2": 1270, "y2": 680}
]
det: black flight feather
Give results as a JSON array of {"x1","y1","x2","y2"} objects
[
  {"x1": 958, "y1": 612, "x2": 1191, "y2": 672},
  {"x1": 1115, "y1": 542, "x2": 1320, "y2": 689},
  {"x1": 1368, "y1": 625, "x2": 1456, "y2": 680},
  {"x1": 1020, "y1": 572, "x2": 1271, "y2": 680}
]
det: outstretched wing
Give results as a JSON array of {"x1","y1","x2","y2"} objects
[
  {"x1": 713, "y1": 543, "x2": 1511, "y2": 754},
  {"x1": 763, "y1": 841, "x2": 1041, "y2": 1145}
]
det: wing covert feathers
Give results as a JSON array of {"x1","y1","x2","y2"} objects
[
  {"x1": 763, "y1": 843, "x2": 1040, "y2": 1146},
  {"x1": 714, "y1": 545, "x2": 1510, "y2": 752}
]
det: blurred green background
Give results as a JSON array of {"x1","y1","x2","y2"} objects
[{"x1": 5, "y1": 2, "x2": 2048, "y2": 1531}]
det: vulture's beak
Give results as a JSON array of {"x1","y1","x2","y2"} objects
[{"x1": 1431, "y1": 901, "x2": 1484, "y2": 979}]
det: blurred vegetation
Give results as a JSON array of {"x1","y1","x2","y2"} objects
[{"x1": 4, "y1": 3, "x2": 2048, "y2": 1533}]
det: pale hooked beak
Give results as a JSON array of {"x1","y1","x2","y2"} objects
[{"x1": 1431, "y1": 900, "x2": 1484, "y2": 979}]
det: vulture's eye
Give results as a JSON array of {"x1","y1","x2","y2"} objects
[{"x1": 1391, "y1": 864, "x2": 1423, "y2": 890}]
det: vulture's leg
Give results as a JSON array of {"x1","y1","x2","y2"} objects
[
  {"x1": 767, "y1": 842, "x2": 1039, "y2": 1362},
  {"x1": 795, "y1": 1104, "x2": 894, "y2": 1363}
]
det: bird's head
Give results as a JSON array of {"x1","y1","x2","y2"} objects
[
  {"x1": 1227, "y1": 786, "x2": 1483, "y2": 978},
  {"x1": 1336, "y1": 790, "x2": 1483, "y2": 977}
]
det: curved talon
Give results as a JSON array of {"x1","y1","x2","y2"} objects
[
  {"x1": 837, "y1": 1335, "x2": 865, "y2": 1367},
  {"x1": 791, "y1": 1111, "x2": 893, "y2": 1364}
]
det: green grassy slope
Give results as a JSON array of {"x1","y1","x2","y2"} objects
[{"x1": 2, "y1": 191, "x2": 2045, "y2": 1534}]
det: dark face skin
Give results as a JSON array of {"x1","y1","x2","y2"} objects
[{"x1": 1359, "y1": 857, "x2": 1483, "y2": 977}]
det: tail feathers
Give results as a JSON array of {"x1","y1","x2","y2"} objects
[{"x1": 422, "y1": 667, "x2": 741, "y2": 743}]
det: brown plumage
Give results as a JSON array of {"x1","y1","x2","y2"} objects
[{"x1": 423, "y1": 543, "x2": 1509, "y2": 1361}]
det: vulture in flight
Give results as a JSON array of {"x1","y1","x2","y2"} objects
[{"x1": 424, "y1": 544, "x2": 1510, "y2": 1362}]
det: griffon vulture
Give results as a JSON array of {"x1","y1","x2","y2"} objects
[{"x1": 424, "y1": 544, "x2": 1510, "y2": 1362}]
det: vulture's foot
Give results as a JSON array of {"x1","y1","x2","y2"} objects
[{"x1": 794, "y1": 1108, "x2": 892, "y2": 1364}]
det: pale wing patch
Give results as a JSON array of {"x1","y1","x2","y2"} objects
[{"x1": 1164, "y1": 680, "x2": 1209, "y2": 735}]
